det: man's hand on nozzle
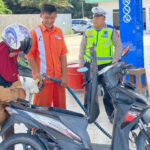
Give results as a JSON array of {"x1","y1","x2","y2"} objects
[
  {"x1": 35, "y1": 72, "x2": 42, "y2": 80},
  {"x1": 34, "y1": 73, "x2": 43, "y2": 89}
]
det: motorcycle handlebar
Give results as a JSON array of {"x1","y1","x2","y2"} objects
[
  {"x1": 120, "y1": 64, "x2": 132, "y2": 76},
  {"x1": 42, "y1": 64, "x2": 132, "y2": 86},
  {"x1": 123, "y1": 64, "x2": 132, "y2": 69}
]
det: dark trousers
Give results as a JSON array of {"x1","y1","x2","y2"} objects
[{"x1": 98, "y1": 64, "x2": 114, "y2": 117}]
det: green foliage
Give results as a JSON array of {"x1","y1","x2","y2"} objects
[
  {"x1": 0, "y1": 0, "x2": 12, "y2": 14},
  {"x1": 4, "y1": 0, "x2": 73, "y2": 14},
  {"x1": 4, "y1": 0, "x2": 96, "y2": 19},
  {"x1": 57, "y1": 0, "x2": 97, "y2": 19},
  {"x1": 18, "y1": 0, "x2": 72, "y2": 8},
  {"x1": 4, "y1": 0, "x2": 40, "y2": 14}
]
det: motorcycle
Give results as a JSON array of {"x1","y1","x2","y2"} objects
[{"x1": 0, "y1": 47, "x2": 150, "y2": 150}]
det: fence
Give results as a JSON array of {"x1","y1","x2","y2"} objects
[{"x1": 0, "y1": 14, "x2": 72, "y2": 34}]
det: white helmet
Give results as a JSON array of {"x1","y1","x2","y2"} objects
[
  {"x1": 91, "y1": 7, "x2": 106, "y2": 17},
  {"x1": 1, "y1": 23, "x2": 32, "y2": 54}
]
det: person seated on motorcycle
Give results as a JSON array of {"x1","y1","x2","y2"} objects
[{"x1": 0, "y1": 23, "x2": 32, "y2": 147}]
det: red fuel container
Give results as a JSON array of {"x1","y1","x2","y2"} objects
[{"x1": 67, "y1": 63, "x2": 84, "y2": 90}]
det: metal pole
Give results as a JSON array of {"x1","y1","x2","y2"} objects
[{"x1": 82, "y1": 1, "x2": 85, "y2": 18}]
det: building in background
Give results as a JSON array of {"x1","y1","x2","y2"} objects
[{"x1": 85, "y1": 0, "x2": 150, "y2": 32}]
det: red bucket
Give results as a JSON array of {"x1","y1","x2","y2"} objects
[{"x1": 67, "y1": 63, "x2": 84, "y2": 90}]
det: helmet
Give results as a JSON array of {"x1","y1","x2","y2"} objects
[
  {"x1": 91, "y1": 7, "x2": 106, "y2": 17},
  {"x1": 1, "y1": 23, "x2": 32, "y2": 54}
]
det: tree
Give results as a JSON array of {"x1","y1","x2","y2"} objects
[
  {"x1": 57, "y1": 0, "x2": 97, "y2": 19},
  {"x1": 0, "y1": 0, "x2": 12, "y2": 14},
  {"x1": 18, "y1": 0, "x2": 72, "y2": 8},
  {"x1": 4, "y1": 0, "x2": 40, "y2": 14},
  {"x1": 5, "y1": 0, "x2": 72, "y2": 14},
  {"x1": 4, "y1": 0, "x2": 96, "y2": 18}
]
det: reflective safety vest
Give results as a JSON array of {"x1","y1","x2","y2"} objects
[
  {"x1": 34, "y1": 27, "x2": 47, "y2": 75},
  {"x1": 83, "y1": 25, "x2": 114, "y2": 65}
]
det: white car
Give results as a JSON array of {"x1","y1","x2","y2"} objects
[{"x1": 72, "y1": 19, "x2": 92, "y2": 34}]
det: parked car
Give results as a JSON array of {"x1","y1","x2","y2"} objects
[{"x1": 72, "y1": 19, "x2": 92, "y2": 34}]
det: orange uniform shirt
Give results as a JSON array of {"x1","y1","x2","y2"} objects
[{"x1": 26, "y1": 24, "x2": 68, "y2": 82}]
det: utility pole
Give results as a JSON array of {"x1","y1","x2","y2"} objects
[{"x1": 81, "y1": 0, "x2": 85, "y2": 18}]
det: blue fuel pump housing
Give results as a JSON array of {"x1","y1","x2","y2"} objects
[{"x1": 119, "y1": 0, "x2": 144, "y2": 67}]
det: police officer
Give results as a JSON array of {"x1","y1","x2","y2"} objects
[{"x1": 79, "y1": 7, "x2": 122, "y2": 123}]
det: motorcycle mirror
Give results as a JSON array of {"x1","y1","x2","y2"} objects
[
  {"x1": 77, "y1": 67, "x2": 88, "y2": 73},
  {"x1": 122, "y1": 46, "x2": 130, "y2": 57}
]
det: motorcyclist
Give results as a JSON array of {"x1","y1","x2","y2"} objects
[{"x1": 0, "y1": 23, "x2": 32, "y2": 149}]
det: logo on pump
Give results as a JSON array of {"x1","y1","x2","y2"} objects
[{"x1": 123, "y1": 0, "x2": 131, "y2": 23}]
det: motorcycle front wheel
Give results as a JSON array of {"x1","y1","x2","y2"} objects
[{"x1": 0, "y1": 133, "x2": 46, "y2": 150}]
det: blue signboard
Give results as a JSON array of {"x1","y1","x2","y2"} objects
[{"x1": 119, "y1": 0, "x2": 144, "y2": 67}]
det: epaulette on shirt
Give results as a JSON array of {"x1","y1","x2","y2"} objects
[
  {"x1": 87, "y1": 25, "x2": 93, "y2": 30},
  {"x1": 107, "y1": 24, "x2": 114, "y2": 39},
  {"x1": 106, "y1": 24, "x2": 114, "y2": 31}
]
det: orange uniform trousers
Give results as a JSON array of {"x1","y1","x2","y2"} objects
[{"x1": 33, "y1": 82, "x2": 66, "y2": 109}]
